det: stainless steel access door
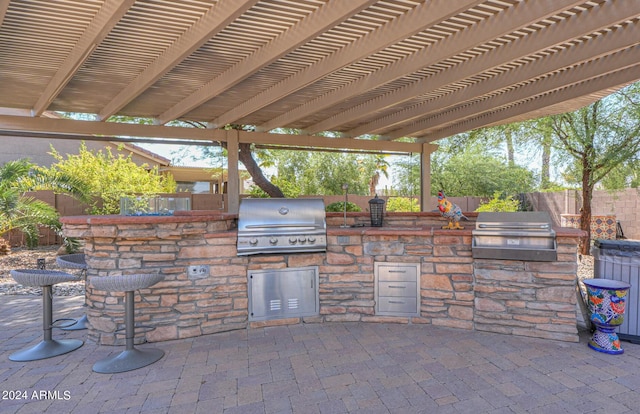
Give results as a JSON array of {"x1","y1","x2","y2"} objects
[{"x1": 247, "y1": 266, "x2": 319, "y2": 321}]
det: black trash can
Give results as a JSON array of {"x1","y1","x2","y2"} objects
[
  {"x1": 592, "y1": 239, "x2": 640, "y2": 343},
  {"x1": 368, "y1": 195, "x2": 385, "y2": 227}
]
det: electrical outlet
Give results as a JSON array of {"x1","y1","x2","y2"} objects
[{"x1": 187, "y1": 265, "x2": 209, "y2": 278}]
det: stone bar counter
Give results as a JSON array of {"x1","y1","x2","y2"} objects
[{"x1": 61, "y1": 211, "x2": 584, "y2": 346}]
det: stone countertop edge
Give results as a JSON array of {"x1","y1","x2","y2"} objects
[
  {"x1": 60, "y1": 211, "x2": 237, "y2": 225},
  {"x1": 61, "y1": 213, "x2": 585, "y2": 239}
]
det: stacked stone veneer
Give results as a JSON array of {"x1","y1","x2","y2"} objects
[{"x1": 62, "y1": 212, "x2": 580, "y2": 346}]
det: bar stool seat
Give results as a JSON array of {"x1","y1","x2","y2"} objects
[
  {"x1": 56, "y1": 253, "x2": 87, "y2": 270},
  {"x1": 91, "y1": 273, "x2": 164, "y2": 293},
  {"x1": 9, "y1": 269, "x2": 84, "y2": 362},
  {"x1": 91, "y1": 273, "x2": 165, "y2": 374},
  {"x1": 56, "y1": 254, "x2": 88, "y2": 330}
]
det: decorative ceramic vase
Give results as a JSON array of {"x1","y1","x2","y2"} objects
[{"x1": 583, "y1": 278, "x2": 631, "y2": 355}]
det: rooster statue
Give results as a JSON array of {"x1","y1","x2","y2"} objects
[{"x1": 437, "y1": 190, "x2": 468, "y2": 230}]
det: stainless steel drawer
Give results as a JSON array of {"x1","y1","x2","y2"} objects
[
  {"x1": 376, "y1": 264, "x2": 418, "y2": 282},
  {"x1": 378, "y1": 281, "x2": 417, "y2": 297},
  {"x1": 374, "y1": 262, "x2": 420, "y2": 316},
  {"x1": 377, "y1": 296, "x2": 418, "y2": 315}
]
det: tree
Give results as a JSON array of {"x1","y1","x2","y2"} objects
[
  {"x1": 367, "y1": 155, "x2": 390, "y2": 196},
  {"x1": 431, "y1": 146, "x2": 536, "y2": 197},
  {"x1": 550, "y1": 83, "x2": 640, "y2": 254},
  {"x1": 248, "y1": 150, "x2": 384, "y2": 197},
  {"x1": 48, "y1": 142, "x2": 176, "y2": 214},
  {"x1": 0, "y1": 159, "x2": 90, "y2": 248},
  {"x1": 392, "y1": 154, "x2": 421, "y2": 197},
  {"x1": 600, "y1": 158, "x2": 640, "y2": 189}
]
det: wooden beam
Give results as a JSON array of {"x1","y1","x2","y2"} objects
[
  {"x1": 392, "y1": 47, "x2": 639, "y2": 139},
  {"x1": 348, "y1": 0, "x2": 640, "y2": 138},
  {"x1": 0, "y1": 0, "x2": 9, "y2": 27},
  {"x1": 212, "y1": 0, "x2": 483, "y2": 128},
  {"x1": 0, "y1": 115, "x2": 422, "y2": 153},
  {"x1": 0, "y1": 115, "x2": 225, "y2": 141},
  {"x1": 237, "y1": 130, "x2": 422, "y2": 153},
  {"x1": 421, "y1": 144, "x2": 438, "y2": 212},
  {"x1": 157, "y1": 0, "x2": 375, "y2": 125},
  {"x1": 99, "y1": 0, "x2": 259, "y2": 121},
  {"x1": 32, "y1": 0, "x2": 135, "y2": 116},
  {"x1": 267, "y1": 0, "x2": 585, "y2": 134},
  {"x1": 417, "y1": 63, "x2": 640, "y2": 142},
  {"x1": 225, "y1": 129, "x2": 240, "y2": 213}
]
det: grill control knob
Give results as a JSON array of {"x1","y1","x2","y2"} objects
[
  {"x1": 298, "y1": 237, "x2": 306, "y2": 244},
  {"x1": 249, "y1": 238, "x2": 258, "y2": 245},
  {"x1": 269, "y1": 237, "x2": 278, "y2": 245},
  {"x1": 308, "y1": 236, "x2": 316, "y2": 244},
  {"x1": 289, "y1": 237, "x2": 297, "y2": 244}
]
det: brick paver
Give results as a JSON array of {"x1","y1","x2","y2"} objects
[{"x1": 2, "y1": 295, "x2": 640, "y2": 413}]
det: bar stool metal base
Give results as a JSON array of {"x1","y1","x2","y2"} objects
[
  {"x1": 92, "y1": 347, "x2": 164, "y2": 374},
  {"x1": 9, "y1": 338, "x2": 84, "y2": 362},
  {"x1": 89, "y1": 282, "x2": 166, "y2": 374},
  {"x1": 7, "y1": 276, "x2": 84, "y2": 362}
]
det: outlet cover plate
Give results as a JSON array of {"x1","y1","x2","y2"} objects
[{"x1": 187, "y1": 265, "x2": 209, "y2": 278}]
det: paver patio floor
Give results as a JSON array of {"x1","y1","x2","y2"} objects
[{"x1": 2, "y1": 295, "x2": 640, "y2": 413}]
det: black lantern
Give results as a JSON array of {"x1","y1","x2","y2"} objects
[{"x1": 368, "y1": 195, "x2": 385, "y2": 227}]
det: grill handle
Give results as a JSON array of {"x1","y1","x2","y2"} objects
[
  {"x1": 244, "y1": 224, "x2": 321, "y2": 230},
  {"x1": 477, "y1": 223, "x2": 550, "y2": 230}
]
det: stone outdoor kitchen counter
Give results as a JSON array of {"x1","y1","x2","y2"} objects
[{"x1": 61, "y1": 211, "x2": 584, "y2": 346}]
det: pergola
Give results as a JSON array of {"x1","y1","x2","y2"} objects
[{"x1": 1, "y1": 0, "x2": 638, "y2": 212}]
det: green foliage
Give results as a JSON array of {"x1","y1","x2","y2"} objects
[
  {"x1": 48, "y1": 142, "x2": 177, "y2": 214},
  {"x1": 475, "y1": 192, "x2": 520, "y2": 212},
  {"x1": 431, "y1": 147, "x2": 536, "y2": 197},
  {"x1": 257, "y1": 150, "x2": 386, "y2": 196},
  {"x1": 599, "y1": 158, "x2": 640, "y2": 190},
  {"x1": 386, "y1": 197, "x2": 420, "y2": 212},
  {"x1": 325, "y1": 201, "x2": 361, "y2": 212},
  {"x1": 551, "y1": 83, "x2": 640, "y2": 190},
  {"x1": 0, "y1": 159, "x2": 90, "y2": 249},
  {"x1": 392, "y1": 155, "x2": 421, "y2": 197},
  {"x1": 247, "y1": 176, "x2": 301, "y2": 198}
]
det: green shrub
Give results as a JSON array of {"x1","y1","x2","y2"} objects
[
  {"x1": 475, "y1": 192, "x2": 520, "y2": 212},
  {"x1": 326, "y1": 201, "x2": 361, "y2": 212},
  {"x1": 386, "y1": 197, "x2": 420, "y2": 212}
]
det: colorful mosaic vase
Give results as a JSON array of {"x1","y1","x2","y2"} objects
[{"x1": 583, "y1": 279, "x2": 631, "y2": 355}]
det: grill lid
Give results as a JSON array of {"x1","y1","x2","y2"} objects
[{"x1": 237, "y1": 198, "x2": 326, "y2": 255}]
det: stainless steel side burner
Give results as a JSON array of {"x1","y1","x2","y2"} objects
[
  {"x1": 237, "y1": 198, "x2": 327, "y2": 256},
  {"x1": 472, "y1": 212, "x2": 557, "y2": 261}
]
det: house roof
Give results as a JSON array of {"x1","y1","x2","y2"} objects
[{"x1": 0, "y1": 0, "x2": 638, "y2": 150}]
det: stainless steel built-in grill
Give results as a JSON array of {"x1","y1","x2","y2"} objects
[
  {"x1": 237, "y1": 198, "x2": 327, "y2": 256},
  {"x1": 472, "y1": 212, "x2": 557, "y2": 262}
]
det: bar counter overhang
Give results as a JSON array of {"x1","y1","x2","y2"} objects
[{"x1": 60, "y1": 211, "x2": 584, "y2": 346}]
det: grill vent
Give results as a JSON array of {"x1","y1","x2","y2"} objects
[{"x1": 269, "y1": 300, "x2": 281, "y2": 311}]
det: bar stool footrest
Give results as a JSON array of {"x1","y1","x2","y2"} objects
[
  {"x1": 61, "y1": 314, "x2": 88, "y2": 331},
  {"x1": 114, "y1": 324, "x2": 156, "y2": 336},
  {"x1": 52, "y1": 318, "x2": 78, "y2": 329}
]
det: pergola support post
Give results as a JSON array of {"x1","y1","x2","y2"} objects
[
  {"x1": 225, "y1": 129, "x2": 240, "y2": 213},
  {"x1": 420, "y1": 143, "x2": 438, "y2": 212}
]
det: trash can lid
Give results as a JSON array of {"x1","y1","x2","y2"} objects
[{"x1": 594, "y1": 239, "x2": 640, "y2": 252}]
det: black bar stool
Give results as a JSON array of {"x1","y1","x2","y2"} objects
[
  {"x1": 8, "y1": 269, "x2": 84, "y2": 362},
  {"x1": 56, "y1": 253, "x2": 88, "y2": 330},
  {"x1": 90, "y1": 274, "x2": 165, "y2": 374}
]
